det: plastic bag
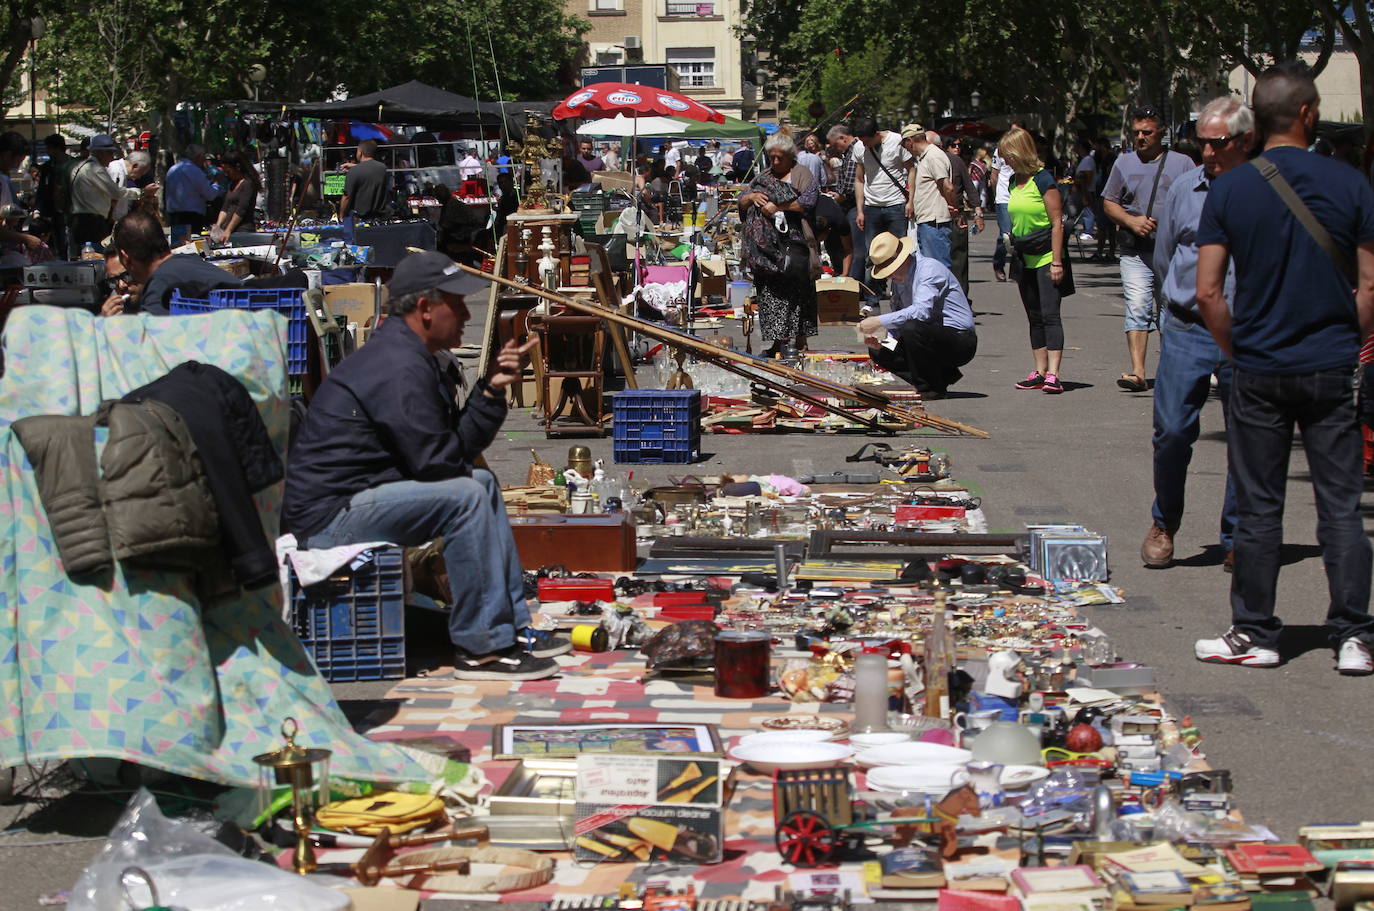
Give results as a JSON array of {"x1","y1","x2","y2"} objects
[{"x1": 69, "y1": 789, "x2": 348, "y2": 911}]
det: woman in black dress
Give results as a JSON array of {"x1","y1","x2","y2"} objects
[
  {"x1": 737, "y1": 132, "x2": 818, "y2": 356},
  {"x1": 211, "y1": 149, "x2": 261, "y2": 242}
]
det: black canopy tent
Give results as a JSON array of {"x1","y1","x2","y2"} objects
[{"x1": 234, "y1": 80, "x2": 528, "y2": 137}]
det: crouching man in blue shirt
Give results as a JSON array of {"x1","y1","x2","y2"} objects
[
  {"x1": 284, "y1": 252, "x2": 566, "y2": 681},
  {"x1": 856, "y1": 232, "x2": 977, "y2": 399}
]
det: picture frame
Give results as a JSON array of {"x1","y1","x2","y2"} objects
[{"x1": 492, "y1": 722, "x2": 724, "y2": 760}]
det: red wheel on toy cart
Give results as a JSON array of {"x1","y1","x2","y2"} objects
[{"x1": 776, "y1": 809, "x2": 837, "y2": 866}]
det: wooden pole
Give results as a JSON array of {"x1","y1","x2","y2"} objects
[{"x1": 455, "y1": 264, "x2": 989, "y2": 438}]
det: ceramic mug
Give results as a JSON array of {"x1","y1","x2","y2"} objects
[{"x1": 953, "y1": 709, "x2": 1002, "y2": 732}]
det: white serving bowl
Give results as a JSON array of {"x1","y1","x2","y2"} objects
[
  {"x1": 739, "y1": 729, "x2": 835, "y2": 749},
  {"x1": 865, "y1": 763, "x2": 971, "y2": 795},
  {"x1": 729, "y1": 740, "x2": 855, "y2": 774}
]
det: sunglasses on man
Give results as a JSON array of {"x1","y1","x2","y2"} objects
[{"x1": 1196, "y1": 134, "x2": 1237, "y2": 151}]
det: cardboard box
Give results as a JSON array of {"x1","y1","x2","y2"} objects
[
  {"x1": 323, "y1": 282, "x2": 386, "y2": 340},
  {"x1": 816, "y1": 275, "x2": 861, "y2": 324},
  {"x1": 574, "y1": 755, "x2": 723, "y2": 864},
  {"x1": 697, "y1": 257, "x2": 728, "y2": 299},
  {"x1": 210, "y1": 258, "x2": 252, "y2": 278},
  {"x1": 24, "y1": 261, "x2": 105, "y2": 288},
  {"x1": 592, "y1": 170, "x2": 634, "y2": 192}
]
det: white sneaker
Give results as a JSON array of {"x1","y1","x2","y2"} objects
[
  {"x1": 1079, "y1": 233, "x2": 1095, "y2": 243},
  {"x1": 1337, "y1": 638, "x2": 1374, "y2": 676},
  {"x1": 858, "y1": 304, "x2": 874, "y2": 317},
  {"x1": 1194, "y1": 627, "x2": 1280, "y2": 668}
]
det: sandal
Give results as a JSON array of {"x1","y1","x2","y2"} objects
[{"x1": 1116, "y1": 373, "x2": 1147, "y2": 392}]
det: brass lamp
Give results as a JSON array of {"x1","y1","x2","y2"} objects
[{"x1": 253, "y1": 717, "x2": 332, "y2": 874}]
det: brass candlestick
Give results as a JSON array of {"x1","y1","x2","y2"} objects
[
  {"x1": 253, "y1": 718, "x2": 332, "y2": 875},
  {"x1": 507, "y1": 114, "x2": 558, "y2": 213}
]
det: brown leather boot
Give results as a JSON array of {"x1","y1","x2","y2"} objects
[{"x1": 1141, "y1": 524, "x2": 1175, "y2": 568}]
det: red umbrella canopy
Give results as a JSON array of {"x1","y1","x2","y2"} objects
[{"x1": 553, "y1": 82, "x2": 726, "y2": 124}]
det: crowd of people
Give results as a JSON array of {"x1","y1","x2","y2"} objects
[{"x1": 25, "y1": 133, "x2": 269, "y2": 258}]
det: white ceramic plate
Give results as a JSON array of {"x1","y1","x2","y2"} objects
[
  {"x1": 1000, "y1": 764, "x2": 1051, "y2": 788},
  {"x1": 739, "y1": 729, "x2": 834, "y2": 748},
  {"x1": 849, "y1": 732, "x2": 912, "y2": 751},
  {"x1": 865, "y1": 763, "x2": 971, "y2": 795},
  {"x1": 729, "y1": 740, "x2": 855, "y2": 774},
  {"x1": 855, "y1": 741, "x2": 973, "y2": 768}
]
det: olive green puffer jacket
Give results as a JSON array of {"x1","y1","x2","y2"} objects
[{"x1": 13, "y1": 399, "x2": 219, "y2": 576}]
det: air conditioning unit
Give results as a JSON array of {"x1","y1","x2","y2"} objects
[{"x1": 623, "y1": 35, "x2": 642, "y2": 50}]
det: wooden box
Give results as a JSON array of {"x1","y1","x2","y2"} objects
[{"x1": 509, "y1": 512, "x2": 637, "y2": 572}]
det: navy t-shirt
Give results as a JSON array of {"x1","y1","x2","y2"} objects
[{"x1": 1197, "y1": 146, "x2": 1374, "y2": 375}]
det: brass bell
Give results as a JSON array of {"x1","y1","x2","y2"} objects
[{"x1": 566, "y1": 445, "x2": 593, "y2": 478}]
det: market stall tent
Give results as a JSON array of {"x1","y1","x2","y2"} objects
[{"x1": 237, "y1": 81, "x2": 525, "y2": 136}]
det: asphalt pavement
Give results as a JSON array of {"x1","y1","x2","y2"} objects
[{"x1": 3, "y1": 228, "x2": 1370, "y2": 908}]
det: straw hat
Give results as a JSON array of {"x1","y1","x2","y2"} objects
[{"x1": 869, "y1": 232, "x2": 915, "y2": 280}]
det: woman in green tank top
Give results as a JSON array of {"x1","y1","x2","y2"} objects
[{"x1": 1001, "y1": 126, "x2": 1068, "y2": 393}]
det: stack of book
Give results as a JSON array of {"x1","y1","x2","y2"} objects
[{"x1": 1222, "y1": 844, "x2": 1324, "y2": 895}]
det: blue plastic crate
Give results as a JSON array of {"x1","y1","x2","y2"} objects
[
  {"x1": 612, "y1": 389, "x2": 701, "y2": 464},
  {"x1": 288, "y1": 546, "x2": 406, "y2": 682},
  {"x1": 170, "y1": 287, "x2": 309, "y2": 375}
]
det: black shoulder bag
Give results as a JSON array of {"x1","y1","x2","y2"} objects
[{"x1": 1116, "y1": 150, "x2": 1169, "y2": 254}]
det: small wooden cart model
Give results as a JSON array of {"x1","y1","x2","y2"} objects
[{"x1": 772, "y1": 767, "x2": 979, "y2": 867}]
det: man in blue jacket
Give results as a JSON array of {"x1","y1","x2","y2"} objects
[{"x1": 284, "y1": 252, "x2": 564, "y2": 680}]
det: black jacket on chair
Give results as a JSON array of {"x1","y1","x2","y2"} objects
[{"x1": 123, "y1": 361, "x2": 283, "y2": 588}]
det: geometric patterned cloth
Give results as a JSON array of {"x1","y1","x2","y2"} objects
[
  {"x1": 362, "y1": 648, "x2": 859, "y2": 901},
  {"x1": 0, "y1": 306, "x2": 427, "y2": 787}
]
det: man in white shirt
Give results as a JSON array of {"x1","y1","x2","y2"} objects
[
  {"x1": 663, "y1": 141, "x2": 682, "y2": 171},
  {"x1": 989, "y1": 144, "x2": 1016, "y2": 281},
  {"x1": 900, "y1": 125, "x2": 957, "y2": 269},
  {"x1": 458, "y1": 148, "x2": 484, "y2": 181},
  {"x1": 1072, "y1": 139, "x2": 1097, "y2": 240},
  {"x1": 69, "y1": 133, "x2": 157, "y2": 256},
  {"x1": 851, "y1": 116, "x2": 914, "y2": 313}
]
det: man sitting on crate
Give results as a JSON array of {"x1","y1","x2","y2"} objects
[
  {"x1": 112, "y1": 211, "x2": 241, "y2": 315},
  {"x1": 283, "y1": 251, "x2": 567, "y2": 681}
]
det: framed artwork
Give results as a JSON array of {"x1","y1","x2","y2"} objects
[{"x1": 492, "y1": 722, "x2": 723, "y2": 759}]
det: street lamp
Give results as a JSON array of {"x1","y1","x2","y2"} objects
[
  {"x1": 28, "y1": 17, "x2": 44, "y2": 149},
  {"x1": 970, "y1": 90, "x2": 981, "y2": 112},
  {"x1": 248, "y1": 64, "x2": 267, "y2": 102},
  {"x1": 927, "y1": 98, "x2": 937, "y2": 119}
]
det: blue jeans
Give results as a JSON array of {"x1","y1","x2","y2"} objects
[
  {"x1": 855, "y1": 204, "x2": 908, "y2": 304},
  {"x1": 847, "y1": 206, "x2": 866, "y2": 298},
  {"x1": 916, "y1": 221, "x2": 953, "y2": 269},
  {"x1": 992, "y1": 203, "x2": 1012, "y2": 271},
  {"x1": 305, "y1": 470, "x2": 530, "y2": 654},
  {"x1": 1120, "y1": 253, "x2": 1159, "y2": 332},
  {"x1": 1227, "y1": 367, "x2": 1374, "y2": 648},
  {"x1": 1151, "y1": 312, "x2": 1236, "y2": 550}
]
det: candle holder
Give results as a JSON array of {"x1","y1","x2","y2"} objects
[{"x1": 253, "y1": 717, "x2": 332, "y2": 874}]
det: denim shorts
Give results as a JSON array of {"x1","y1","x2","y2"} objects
[{"x1": 1120, "y1": 253, "x2": 1158, "y2": 332}]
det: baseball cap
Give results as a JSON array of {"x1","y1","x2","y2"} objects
[
  {"x1": 899, "y1": 123, "x2": 926, "y2": 141},
  {"x1": 387, "y1": 251, "x2": 488, "y2": 298}
]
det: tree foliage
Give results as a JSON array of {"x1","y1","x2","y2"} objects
[
  {"x1": 745, "y1": 0, "x2": 1366, "y2": 142},
  {"x1": 28, "y1": 0, "x2": 586, "y2": 137}
]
